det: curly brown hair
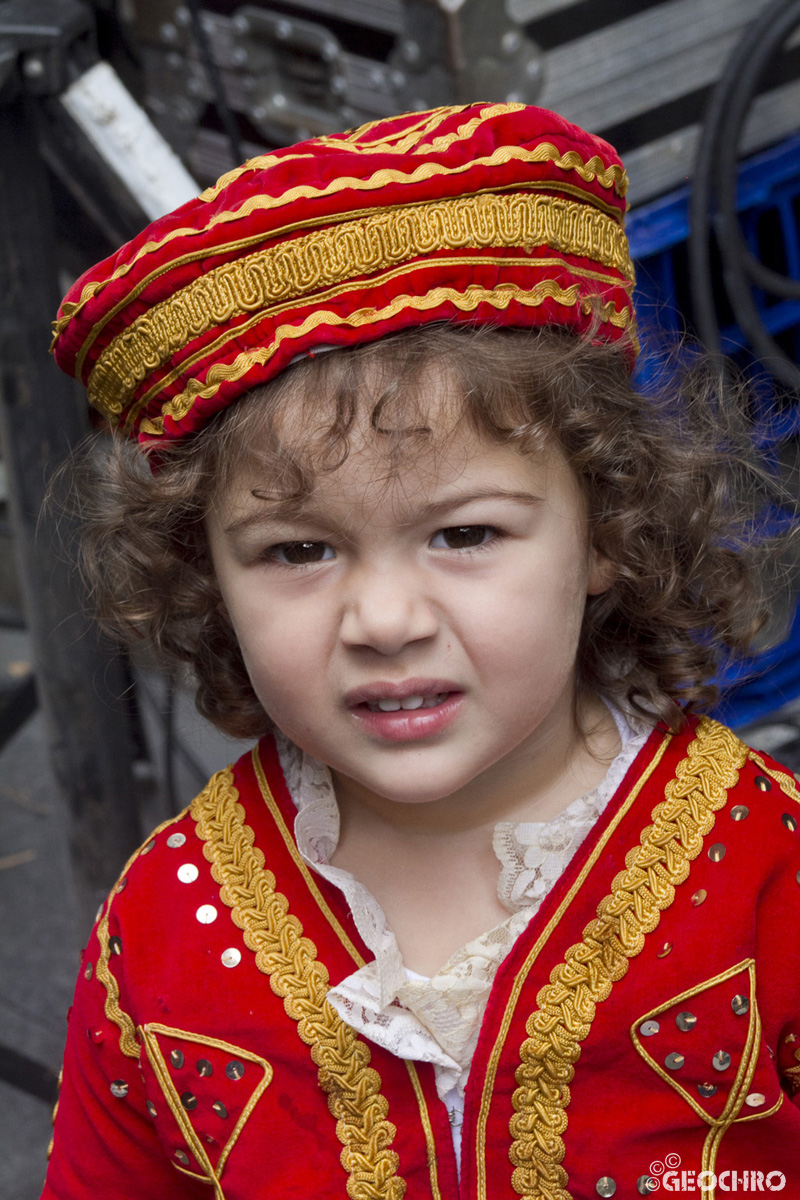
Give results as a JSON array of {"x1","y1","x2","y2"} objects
[{"x1": 70, "y1": 324, "x2": 793, "y2": 739}]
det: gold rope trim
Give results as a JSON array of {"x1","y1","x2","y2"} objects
[
  {"x1": 86, "y1": 191, "x2": 632, "y2": 417},
  {"x1": 747, "y1": 749, "x2": 800, "y2": 805},
  {"x1": 140, "y1": 1023, "x2": 272, "y2": 1197},
  {"x1": 137, "y1": 279, "x2": 632, "y2": 437},
  {"x1": 128, "y1": 256, "x2": 627, "y2": 433},
  {"x1": 508, "y1": 718, "x2": 747, "y2": 1200},
  {"x1": 473, "y1": 728, "x2": 672, "y2": 1200},
  {"x1": 95, "y1": 810, "x2": 190, "y2": 1059},
  {"x1": 251, "y1": 747, "x2": 443, "y2": 1200},
  {"x1": 53, "y1": 115, "x2": 627, "y2": 349},
  {"x1": 630, "y1": 960, "x2": 757, "y2": 1123},
  {"x1": 192, "y1": 767, "x2": 406, "y2": 1200}
]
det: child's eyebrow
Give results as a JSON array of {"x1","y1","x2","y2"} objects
[
  {"x1": 222, "y1": 487, "x2": 543, "y2": 536},
  {"x1": 414, "y1": 488, "x2": 545, "y2": 520}
]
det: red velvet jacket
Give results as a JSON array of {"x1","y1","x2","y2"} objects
[{"x1": 42, "y1": 717, "x2": 800, "y2": 1199}]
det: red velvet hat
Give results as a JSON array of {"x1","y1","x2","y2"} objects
[{"x1": 52, "y1": 102, "x2": 635, "y2": 448}]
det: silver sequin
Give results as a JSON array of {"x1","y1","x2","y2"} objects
[
  {"x1": 177, "y1": 863, "x2": 199, "y2": 884},
  {"x1": 180, "y1": 1091, "x2": 197, "y2": 1111},
  {"x1": 196, "y1": 1059, "x2": 213, "y2": 1077},
  {"x1": 225, "y1": 1060, "x2": 245, "y2": 1081},
  {"x1": 676, "y1": 1011, "x2": 697, "y2": 1031},
  {"x1": 712, "y1": 1050, "x2": 732, "y2": 1071},
  {"x1": 698, "y1": 1082, "x2": 717, "y2": 1098},
  {"x1": 196, "y1": 904, "x2": 218, "y2": 924},
  {"x1": 84, "y1": 963, "x2": 93, "y2": 980},
  {"x1": 730, "y1": 805, "x2": 749, "y2": 821},
  {"x1": 212, "y1": 1101, "x2": 228, "y2": 1118},
  {"x1": 745, "y1": 1092, "x2": 766, "y2": 1106},
  {"x1": 754, "y1": 775, "x2": 771, "y2": 792},
  {"x1": 782, "y1": 813, "x2": 797, "y2": 833},
  {"x1": 110, "y1": 1080, "x2": 129, "y2": 1098},
  {"x1": 637, "y1": 1178, "x2": 657, "y2": 1195},
  {"x1": 221, "y1": 947, "x2": 241, "y2": 968},
  {"x1": 665, "y1": 1052, "x2": 685, "y2": 1070},
  {"x1": 657, "y1": 942, "x2": 673, "y2": 958},
  {"x1": 639, "y1": 1020, "x2": 660, "y2": 1037},
  {"x1": 109, "y1": 936, "x2": 122, "y2": 956},
  {"x1": 708, "y1": 843, "x2": 726, "y2": 862},
  {"x1": 174, "y1": 1150, "x2": 190, "y2": 1165},
  {"x1": 731, "y1": 994, "x2": 749, "y2": 1016},
  {"x1": 167, "y1": 832, "x2": 186, "y2": 848},
  {"x1": 596, "y1": 1178, "x2": 616, "y2": 1197},
  {"x1": 691, "y1": 888, "x2": 707, "y2": 906},
  {"x1": 140, "y1": 839, "x2": 155, "y2": 855},
  {"x1": 170, "y1": 1049, "x2": 185, "y2": 1069},
  {"x1": 146, "y1": 1100, "x2": 157, "y2": 1118}
]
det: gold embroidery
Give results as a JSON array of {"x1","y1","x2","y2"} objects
[
  {"x1": 95, "y1": 810, "x2": 190, "y2": 1059},
  {"x1": 86, "y1": 192, "x2": 632, "y2": 417},
  {"x1": 507, "y1": 719, "x2": 746, "y2": 1200},
  {"x1": 631, "y1": 960, "x2": 757, "y2": 1124},
  {"x1": 128, "y1": 254, "x2": 631, "y2": 434},
  {"x1": 136, "y1": 279, "x2": 632, "y2": 437},
  {"x1": 251, "y1": 748, "x2": 443, "y2": 1200},
  {"x1": 747, "y1": 750, "x2": 800, "y2": 805},
  {"x1": 192, "y1": 767, "x2": 406, "y2": 1200},
  {"x1": 53, "y1": 115, "x2": 628, "y2": 350},
  {"x1": 140, "y1": 1023, "x2": 272, "y2": 1199},
  {"x1": 473, "y1": 729, "x2": 672, "y2": 1199}
]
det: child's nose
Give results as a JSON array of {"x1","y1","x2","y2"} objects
[{"x1": 339, "y1": 565, "x2": 438, "y2": 655}]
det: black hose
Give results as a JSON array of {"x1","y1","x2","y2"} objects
[{"x1": 688, "y1": 0, "x2": 800, "y2": 391}]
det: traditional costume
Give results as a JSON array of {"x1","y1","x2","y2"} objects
[
  {"x1": 45, "y1": 102, "x2": 800, "y2": 1198},
  {"x1": 43, "y1": 717, "x2": 800, "y2": 1199}
]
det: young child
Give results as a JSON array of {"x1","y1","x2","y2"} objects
[{"x1": 43, "y1": 103, "x2": 800, "y2": 1199}]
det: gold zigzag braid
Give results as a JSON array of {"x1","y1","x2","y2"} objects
[
  {"x1": 135, "y1": 280, "x2": 632, "y2": 437},
  {"x1": 192, "y1": 768, "x2": 407, "y2": 1200},
  {"x1": 51, "y1": 122, "x2": 628, "y2": 350},
  {"x1": 508, "y1": 719, "x2": 747, "y2": 1200},
  {"x1": 85, "y1": 191, "x2": 632, "y2": 418}
]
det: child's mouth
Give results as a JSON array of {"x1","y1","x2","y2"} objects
[{"x1": 365, "y1": 693, "x2": 449, "y2": 713}]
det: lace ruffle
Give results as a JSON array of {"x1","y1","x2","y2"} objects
[{"x1": 273, "y1": 707, "x2": 651, "y2": 1111}]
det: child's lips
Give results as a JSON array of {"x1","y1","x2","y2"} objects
[{"x1": 346, "y1": 684, "x2": 464, "y2": 742}]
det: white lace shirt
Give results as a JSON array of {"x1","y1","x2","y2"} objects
[{"x1": 273, "y1": 707, "x2": 651, "y2": 1161}]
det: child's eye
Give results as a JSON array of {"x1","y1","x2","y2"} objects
[
  {"x1": 430, "y1": 525, "x2": 496, "y2": 550},
  {"x1": 269, "y1": 541, "x2": 334, "y2": 565}
]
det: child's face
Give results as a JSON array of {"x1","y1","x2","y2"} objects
[{"x1": 207, "y1": 404, "x2": 613, "y2": 808}]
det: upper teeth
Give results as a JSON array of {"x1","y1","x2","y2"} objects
[{"x1": 370, "y1": 693, "x2": 447, "y2": 712}]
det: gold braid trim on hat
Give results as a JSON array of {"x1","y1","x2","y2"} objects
[
  {"x1": 136, "y1": 278, "x2": 633, "y2": 437},
  {"x1": 52, "y1": 136, "x2": 627, "y2": 350},
  {"x1": 192, "y1": 767, "x2": 407, "y2": 1200},
  {"x1": 87, "y1": 191, "x2": 633, "y2": 418},
  {"x1": 507, "y1": 718, "x2": 746, "y2": 1200}
]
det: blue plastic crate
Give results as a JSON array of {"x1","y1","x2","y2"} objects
[{"x1": 626, "y1": 137, "x2": 800, "y2": 726}]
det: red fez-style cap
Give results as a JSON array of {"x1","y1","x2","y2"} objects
[{"x1": 52, "y1": 101, "x2": 635, "y2": 448}]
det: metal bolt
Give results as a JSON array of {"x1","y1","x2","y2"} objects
[
  {"x1": 22, "y1": 56, "x2": 45, "y2": 79},
  {"x1": 501, "y1": 30, "x2": 522, "y2": 56},
  {"x1": 401, "y1": 40, "x2": 421, "y2": 65}
]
